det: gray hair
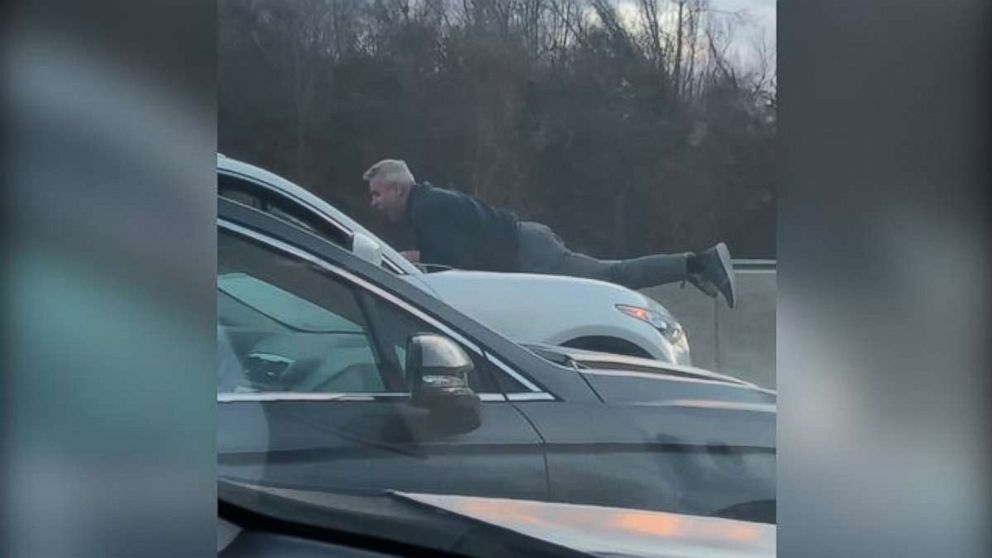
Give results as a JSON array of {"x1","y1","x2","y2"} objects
[{"x1": 362, "y1": 159, "x2": 415, "y2": 187}]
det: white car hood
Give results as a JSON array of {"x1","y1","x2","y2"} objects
[
  {"x1": 416, "y1": 270, "x2": 678, "y2": 355},
  {"x1": 420, "y1": 269, "x2": 667, "y2": 312},
  {"x1": 418, "y1": 270, "x2": 664, "y2": 337}
]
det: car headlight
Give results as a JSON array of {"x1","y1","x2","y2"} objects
[{"x1": 616, "y1": 304, "x2": 684, "y2": 344}]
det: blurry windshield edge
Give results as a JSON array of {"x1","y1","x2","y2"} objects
[
  {"x1": 218, "y1": 479, "x2": 774, "y2": 558},
  {"x1": 218, "y1": 479, "x2": 590, "y2": 558}
]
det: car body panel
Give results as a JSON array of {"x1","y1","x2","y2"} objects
[
  {"x1": 511, "y1": 400, "x2": 775, "y2": 521},
  {"x1": 217, "y1": 198, "x2": 774, "y2": 522},
  {"x1": 219, "y1": 399, "x2": 549, "y2": 502},
  {"x1": 217, "y1": 155, "x2": 690, "y2": 364}
]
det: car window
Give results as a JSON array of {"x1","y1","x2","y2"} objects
[
  {"x1": 491, "y1": 367, "x2": 531, "y2": 394},
  {"x1": 218, "y1": 172, "x2": 352, "y2": 249},
  {"x1": 219, "y1": 273, "x2": 364, "y2": 333},
  {"x1": 218, "y1": 172, "x2": 410, "y2": 276},
  {"x1": 218, "y1": 230, "x2": 395, "y2": 394},
  {"x1": 357, "y1": 293, "x2": 496, "y2": 393},
  {"x1": 217, "y1": 227, "x2": 494, "y2": 395}
]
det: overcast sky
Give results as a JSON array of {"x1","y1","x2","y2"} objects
[
  {"x1": 614, "y1": 0, "x2": 776, "y2": 74},
  {"x1": 710, "y1": 0, "x2": 776, "y2": 71}
]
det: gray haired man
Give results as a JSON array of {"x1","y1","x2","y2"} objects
[{"x1": 364, "y1": 159, "x2": 737, "y2": 306}]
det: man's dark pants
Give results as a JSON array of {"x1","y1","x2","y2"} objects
[{"x1": 515, "y1": 221, "x2": 689, "y2": 289}]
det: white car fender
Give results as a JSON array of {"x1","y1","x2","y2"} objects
[{"x1": 418, "y1": 271, "x2": 682, "y2": 362}]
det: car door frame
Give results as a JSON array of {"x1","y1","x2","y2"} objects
[
  {"x1": 218, "y1": 196, "x2": 598, "y2": 401},
  {"x1": 218, "y1": 198, "x2": 581, "y2": 501}
]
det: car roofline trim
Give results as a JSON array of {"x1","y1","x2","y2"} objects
[
  {"x1": 217, "y1": 392, "x2": 509, "y2": 403},
  {"x1": 506, "y1": 392, "x2": 556, "y2": 401},
  {"x1": 218, "y1": 392, "x2": 407, "y2": 402},
  {"x1": 579, "y1": 367, "x2": 774, "y2": 392},
  {"x1": 485, "y1": 352, "x2": 543, "y2": 393}
]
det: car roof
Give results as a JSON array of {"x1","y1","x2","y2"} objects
[{"x1": 216, "y1": 154, "x2": 422, "y2": 275}]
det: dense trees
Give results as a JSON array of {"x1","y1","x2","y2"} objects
[{"x1": 219, "y1": 0, "x2": 775, "y2": 257}]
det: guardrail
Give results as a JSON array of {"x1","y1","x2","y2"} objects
[
  {"x1": 733, "y1": 259, "x2": 777, "y2": 271},
  {"x1": 642, "y1": 260, "x2": 777, "y2": 389}
]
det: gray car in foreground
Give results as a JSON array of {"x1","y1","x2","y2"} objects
[
  {"x1": 217, "y1": 197, "x2": 776, "y2": 525},
  {"x1": 220, "y1": 480, "x2": 776, "y2": 557}
]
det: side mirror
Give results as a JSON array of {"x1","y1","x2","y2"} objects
[
  {"x1": 352, "y1": 232, "x2": 383, "y2": 267},
  {"x1": 406, "y1": 333, "x2": 481, "y2": 430}
]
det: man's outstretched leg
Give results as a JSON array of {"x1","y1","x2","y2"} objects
[
  {"x1": 516, "y1": 221, "x2": 737, "y2": 307},
  {"x1": 603, "y1": 244, "x2": 736, "y2": 307}
]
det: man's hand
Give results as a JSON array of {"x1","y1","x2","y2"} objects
[{"x1": 400, "y1": 250, "x2": 421, "y2": 263}]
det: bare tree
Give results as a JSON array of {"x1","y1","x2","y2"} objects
[{"x1": 219, "y1": 0, "x2": 778, "y2": 258}]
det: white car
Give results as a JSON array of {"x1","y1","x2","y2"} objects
[{"x1": 217, "y1": 154, "x2": 691, "y2": 364}]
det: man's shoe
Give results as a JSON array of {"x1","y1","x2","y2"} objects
[
  {"x1": 685, "y1": 271, "x2": 719, "y2": 297},
  {"x1": 687, "y1": 242, "x2": 737, "y2": 308}
]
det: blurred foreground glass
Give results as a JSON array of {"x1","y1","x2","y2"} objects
[
  {"x1": 779, "y1": 1, "x2": 991, "y2": 556},
  {"x1": 2, "y1": 1, "x2": 216, "y2": 556}
]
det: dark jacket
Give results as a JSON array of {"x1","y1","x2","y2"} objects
[{"x1": 406, "y1": 182, "x2": 520, "y2": 272}]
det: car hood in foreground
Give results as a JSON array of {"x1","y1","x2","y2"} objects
[
  {"x1": 395, "y1": 492, "x2": 776, "y2": 558},
  {"x1": 523, "y1": 343, "x2": 776, "y2": 412},
  {"x1": 220, "y1": 479, "x2": 774, "y2": 558},
  {"x1": 523, "y1": 343, "x2": 774, "y2": 391}
]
